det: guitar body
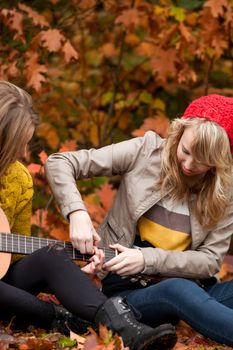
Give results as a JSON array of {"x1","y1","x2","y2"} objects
[{"x1": 0, "y1": 208, "x2": 12, "y2": 278}]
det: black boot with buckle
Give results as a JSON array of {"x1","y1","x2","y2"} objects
[
  {"x1": 51, "y1": 304, "x2": 96, "y2": 336},
  {"x1": 95, "y1": 296, "x2": 177, "y2": 350}
]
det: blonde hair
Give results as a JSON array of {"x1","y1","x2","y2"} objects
[
  {"x1": 0, "y1": 81, "x2": 39, "y2": 177},
  {"x1": 156, "y1": 118, "x2": 233, "y2": 229}
]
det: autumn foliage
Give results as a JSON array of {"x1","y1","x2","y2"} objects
[
  {"x1": 1, "y1": 0, "x2": 233, "y2": 347},
  {"x1": 1, "y1": 0, "x2": 232, "y2": 241}
]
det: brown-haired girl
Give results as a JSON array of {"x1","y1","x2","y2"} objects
[{"x1": 0, "y1": 81, "x2": 176, "y2": 350}]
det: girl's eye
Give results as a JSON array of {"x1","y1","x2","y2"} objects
[{"x1": 182, "y1": 147, "x2": 189, "y2": 155}]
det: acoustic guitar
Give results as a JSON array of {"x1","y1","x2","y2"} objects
[
  {"x1": 0, "y1": 208, "x2": 118, "y2": 279},
  {"x1": 0, "y1": 208, "x2": 157, "y2": 286}
]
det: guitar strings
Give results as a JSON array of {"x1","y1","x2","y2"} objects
[{"x1": 0, "y1": 233, "x2": 115, "y2": 261}]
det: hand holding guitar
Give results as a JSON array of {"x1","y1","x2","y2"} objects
[
  {"x1": 103, "y1": 243, "x2": 145, "y2": 276},
  {"x1": 81, "y1": 246, "x2": 105, "y2": 274}
]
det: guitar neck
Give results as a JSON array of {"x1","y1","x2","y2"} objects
[{"x1": 0, "y1": 232, "x2": 116, "y2": 262}]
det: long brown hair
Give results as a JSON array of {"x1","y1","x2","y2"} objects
[
  {"x1": 0, "y1": 81, "x2": 39, "y2": 177},
  {"x1": 156, "y1": 118, "x2": 233, "y2": 229}
]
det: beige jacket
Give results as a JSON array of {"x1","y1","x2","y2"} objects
[{"x1": 45, "y1": 131, "x2": 233, "y2": 279}]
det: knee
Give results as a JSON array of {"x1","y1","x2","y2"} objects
[
  {"x1": 157, "y1": 278, "x2": 196, "y2": 299},
  {"x1": 33, "y1": 245, "x2": 68, "y2": 265}
]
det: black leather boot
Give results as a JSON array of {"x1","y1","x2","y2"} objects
[
  {"x1": 95, "y1": 296, "x2": 177, "y2": 350},
  {"x1": 51, "y1": 304, "x2": 96, "y2": 336}
]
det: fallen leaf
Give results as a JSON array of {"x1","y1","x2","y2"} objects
[{"x1": 204, "y1": 0, "x2": 228, "y2": 18}]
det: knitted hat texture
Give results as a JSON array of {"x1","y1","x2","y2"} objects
[{"x1": 182, "y1": 94, "x2": 233, "y2": 152}]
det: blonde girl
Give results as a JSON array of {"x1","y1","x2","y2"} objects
[{"x1": 46, "y1": 94, "x2": 233, "y2": 346}]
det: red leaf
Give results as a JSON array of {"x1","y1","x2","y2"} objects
[
  {"x1": 115, "y1": 9, "x2": 141, "y2": 30},
  {"x1": 204, "y1": 0, "x2": 228, "y2": 18},
  {"x1": 150, "y1": 48, "x2": 177, "y2": 82},
  {"x1": 38, "y1": 150, "x2": 48, "y2": 165},
  {"x1": 18, "y1": 3, "x2": 49, "y2": 27},
  {"x1": 132, "y1": 116, "x2": 170, "y2": 138},
  {"x1": 27, "y1": 163, "x2": 43, "y2": 175},
  {"x1": 7, "y1": 61, "x2": 20, "y2": 78},
  {"x1": 50, "y1": 226, "x2": 69, "y2": 241},
  {"x1": 40, "y1": 29, "x2": 65, "y2": 52},
  {"x1": 62, "y1": 41, "x2": 79, "y2": 63},
  {"x1": 59, "y1": 140, "x2": 77, "y2": 152},
  {"x1": 1, "y1": 8, "x2": 25, "y2": 42},
  {"x1": 96, "y1": 183, "x2": 116, "y2": 211},
  {"x1": 31, "y1": 209, "x2": 48, "y2": 230},
  {"x1": 25, "y1": 51, "x2": 47, "y2": 92}
]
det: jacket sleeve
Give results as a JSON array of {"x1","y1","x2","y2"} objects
[
  {"x1": 141, "y1": 202, "x2": 233, "y2": 279},
  {"x1": 45, "y1": 132, "x2": 159, "y2": 219}
]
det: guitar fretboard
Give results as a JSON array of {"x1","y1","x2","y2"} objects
[{"x1": 0, "y1": 232, "x2": 116, "y2": 262}]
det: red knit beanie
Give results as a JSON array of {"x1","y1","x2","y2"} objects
[{"x1": 182, "y1": 94, "x2": 233, "y2": 153}]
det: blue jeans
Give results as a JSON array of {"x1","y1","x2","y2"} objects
[{"x1": 117, "y1": 278, "x2": 233, "y2": 346}]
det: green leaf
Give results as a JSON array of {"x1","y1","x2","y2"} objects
[
  {"x1": 170, "y1": 6, "x2": 185, "y2": 22},
  {"x1": 101, "y1": 91, "x2": 114, "y2": 106},
  {"x1": 153, "y1": 98, "x2": 166, "y2": 111},
  {"x1": 122, "y1": 53, "x2": 145, "y2": 70},
  {"x1": 139, "y1": 91, "x2": 153, "y2": 104},
  {"x1": 58, "y1": 336, "x2": 77, "y2": 347},
  {"x1": 176, "y1": 0, "x2": 204, "y2": 10}
]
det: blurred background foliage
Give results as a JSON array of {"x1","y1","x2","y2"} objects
[{"x1": 0, "y1": 0, "x2": 233, "y2": 242}]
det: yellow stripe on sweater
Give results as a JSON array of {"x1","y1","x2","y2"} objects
[{"x1": 138, "y1": 216, "x2": 191, "y2": 251}]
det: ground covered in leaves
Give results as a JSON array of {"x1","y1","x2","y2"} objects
[
  {"x1": 0, "y1": 320, "x2": 232, "y2": 350},
  {"x1": 1, "y1": 258, "x2": 233, "y2": 350}
]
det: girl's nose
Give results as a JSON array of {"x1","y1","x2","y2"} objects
[{"x1": 184, "y1": 157, "x2": 195, "y2": 170}]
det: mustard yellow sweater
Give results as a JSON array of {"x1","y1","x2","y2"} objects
[{"x1": 0, "y1": 161, "x2": 33, "y2": 261}]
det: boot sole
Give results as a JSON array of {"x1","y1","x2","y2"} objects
[{"x1": 137, "y1": 326, "x2": 177, "y2": 350}]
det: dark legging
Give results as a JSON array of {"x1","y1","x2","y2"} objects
[{"x1": 1, "y1": 245, "x2": 107, "y2": 328}]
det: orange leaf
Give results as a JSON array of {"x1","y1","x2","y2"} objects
[
  {"x1": 136, "y1": 42, "x2": 156, "y2": 57},
  {"x1": 78, "y1": 0, "x2": 97, "y2": 10},
  {"x1": 50, "y1": 226, "x2": 69, "y2": 241},
  {"x1": 62, "y1": 41, "x2": 79, "y2": 63},
  {"x1": 31, "y1": 209, "x2": 48, "y2": 230},
  {"x1": 150, "y1": 48, "x2": 177, "y2": 82},
  {"x1": 100, "y1": 43, "x2": 118, "y2": 59},
  {"x1": 89, "y1": 125, "x2": 99, "y2": 147},
  {"x1": 36, "y1": 122, "x2": 60, "y2": 148},
  {"x1": 204, "y1": 0, "x2": 228, "y2": 18},
  {"x1": 96, "y1": 183, "x2": 116, "y2": 211},
  {"x1": 115, "y1": 8, "x2": 141, "y2": 30},
  {"x1": 132, "y1": 116, "x2": 170, "y2": 138},
  {"x1": 84, "y1": 194, "x2": 106, "y2": 227},
  {"x1": 40, "y1": 29, "x2": 65, "y2": 52},
  {"x1": 59, "y1": 140, "x2": 77, "y2": 152},
  {"x1": 27, "y1": 163, "x2": 43, "y2": 175},
  {"x1": 1, "y1": 8, "x2": 25, "y2": 42},
  {"x1": 179, "y1": 22, "x2": 192, "y2": 42},
  {"x1": 18, "y1": 3, "x2": 49, "y2": 27},
  {"x1": 38, "y1": 150, "x2": 48, "y2": 164},
  {"x1": 7, "y1": 61, "x2": 20, "y2": 78},
  {"x1": 25, "y1": 51, "x2": 47, "y2": 92},
  {"x1": 99, "y1": 324, "x2": 110, "y2": 341}
]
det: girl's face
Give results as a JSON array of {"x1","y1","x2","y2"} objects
[{"x1": 177, "y1": 126, "x2": 211, "y2": 177}]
